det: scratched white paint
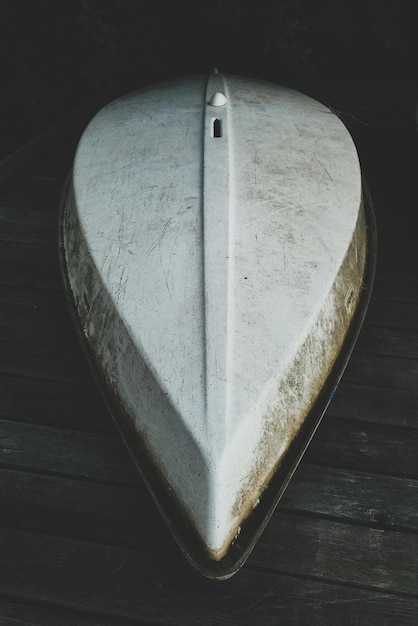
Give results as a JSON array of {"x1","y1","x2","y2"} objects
[{"x1": 62, "y1": 72, "x2": 366, "y2": 560}]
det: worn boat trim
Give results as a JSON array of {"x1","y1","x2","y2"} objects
[{"x1": 58, "y1": 169, "x2": 376, "y2": 579}]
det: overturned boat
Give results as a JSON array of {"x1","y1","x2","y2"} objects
[{"x1": 59, "y1": 71, "x2": 376, "y2": 579}]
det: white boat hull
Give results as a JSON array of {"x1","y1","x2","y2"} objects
[{"x1": 59, "y1": 72, "x2": 376, "y2": 578}]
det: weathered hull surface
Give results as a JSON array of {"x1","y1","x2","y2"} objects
[{"x1": 59, "y1": 72, "x2": 376, "y2": 579}]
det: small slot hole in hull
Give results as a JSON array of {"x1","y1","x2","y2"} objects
[{"x1": 213, "y1": 118, "x2": 222, "y2": 138}]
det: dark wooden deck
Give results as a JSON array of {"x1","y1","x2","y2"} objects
[{"x1": 1, "y1": 100, "x2": 417, "y2": 625}]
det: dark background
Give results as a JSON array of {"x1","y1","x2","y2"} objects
[{"x1": 1, "y1": 0, "x2": 417, "y2": 147}]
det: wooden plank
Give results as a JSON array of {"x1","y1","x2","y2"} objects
[
  {"x1": 25, "y1": 148, "x2": 76, "y2": 180},
  {"x1": 376, "y1": 241, "x2": 416, "y2": 264},
  {"x1": 342, "y1": 351, "x2": 418, "y2": 391},
  {"x1": 1, "y1": 173, "x2": 66, "y2": 198},
  {"x1": 1, "y1": 463, "x2": 418, "y2": 553},
  {"x1": 365, "y1": 299, "x2": 418, "y2": 329},
  {"x1": 0, "y1": 419, "x2": 137, "y2": 486},
  {"x1": 306, "y1": 417, "x2": 418, "y2": 478},
  {"x1": 1, "y1": 527, "x2": 418, "y2": 625},
  {"x1": 0, "y1": 599, "x2": 142, "y2": 626},
  {"x1": 0, "y1": 468, "x2": 170, "y2": 552},
  {"x1": 0, "y1": 517, "x2": 418, "y2": 626},
  {"x1": 0, "y1": 239, "x2": 58, "y2": 268},
  {"x1": 250, "y1": 513, "x2": 418, "y2": 595},
  {"x1": 0, "y1": 339, "x2": 91, "y2": 384},
  {"x1": 0, "y1": 374, "x2": 113, "y2": 433},
  {"x1": 0, "y1": 185, "x2": 62, "y2": 211},
  {"x1": 0, "y1": 210, "x2": 58, "y2": 246},
  {"x1": 0, "y1": 287, "x2": 73, "y2": 347},
  {"x1": 371, "y1": 252, "x2": 418, "y2": 304},
  {"x1": 0, "y1": 97, "x2": 99, "y2": 187},
  {"x1": 356, "y1": 325, "x2": 418, "y2": 359},
  {"x1": 282, "y1": 464, "x2": 418, "y2": 531},
  {"x1": 372, "y1": 276, "x2": 418, "y2": 305},
  {"x1": 329, "y1": 382, "x2": 418, "y2": 428},
  {"x1": 0, "y1": 259, "x2": 62, "y2": 289},
  {"x1": 0, "y1": 203, "x2": 57, "y2": 227}
]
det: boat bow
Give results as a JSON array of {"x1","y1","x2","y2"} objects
[{"x1": 59, "y1": 71, "x2": 376, "y2": 578}]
